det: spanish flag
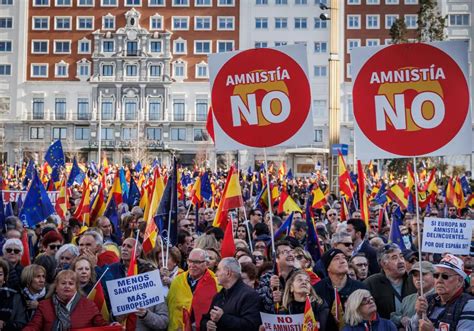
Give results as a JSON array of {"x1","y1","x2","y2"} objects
[
  {"x1": 303, "y1": 296, "x2": 318, "y2": 331},
  {"x1": 143, "y1": 168, "x2": 165, "y2": 254},
  {"x1": 90, "y1": 185, "x2": 106, "y2": 226},
  {"x1": 338, "y1": 152, "x2": 355, "y2": 199},
  {"x1": 88, "y1": 282, "x2": 109, "y2": 322},
  {"x1": 357, "y1": 160, "x2": 369, "y2": 227},
  {"x1": 387, "y1": 183, "x2": 408, "y2": 210},
  {"x1": 55, "y1": 178, "x2": 69, "y2": 221},
  {"x1": 106, "y1": 172, "x2": 123, "y2": 207},
  {"x1": 74, "y1": 178, "x2": 91, "y2": 226},
  {"x1": 278, "y1": 187, "x2": 302, "y2": 214},
  {"x1": 212, "y1": 166, "x2": 243, "y2": 230},
  {"x1": 332, "y1": 287, "x2": 344, "y2": 330},
  {"x1": 312, "y1": 186, "x2": 327, "y2": 209}
]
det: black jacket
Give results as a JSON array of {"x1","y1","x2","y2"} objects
[
  {"x1": 313, "y1": 276, "x2": 367, "y2": 310},
  {"x1": 357, "y1": 240, "x2": 380, "y2": 276},
  {"x1": 364, "y1": 272, "x2": 416, "y2": 319},
  {"x1": 200, "y1": 278, "x2": 262, "y2": 331},
  {"x1": 282, "y1": 299, "x2": 338, "y2": 330}
]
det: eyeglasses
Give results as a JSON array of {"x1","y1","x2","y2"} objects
[
  {"x1": 449, "y1": 208, "x2": 456, "y2": 212},
  {"x1": 340, "y1": 242, "x2": 353, "y2": 248},
  {"x1": 188, "y1": 259, "x2": 206, "y2": 265},
  {"x1": 295, "y1": 255, "x2": 305, "y2": 260},
  {"x1": 5, "y1": 248, "x2": 21, "y2": 254},
  {"x1": 328, "y1": 213, "x2": 336, "y2": 217},
  {"x1": 433, "y1": 272, "x2": 459, "y2": 280},
  {"x1": 361, "y1": 296, "x2": 374, "y2": 305},
  {"x1": 48, "y1": 244, "x2": 62, "y2": 250},
  {"x1": 253, "y1": 255, "x2": 264, "y2": 261}
]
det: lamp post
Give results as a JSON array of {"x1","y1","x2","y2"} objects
[{"x1": 98, "y1": 91, "x2": 102, "y2": 163}]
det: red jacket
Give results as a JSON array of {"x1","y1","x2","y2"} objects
[{"x1": 23, "y1": 296, "x2": 107, "y2": 331}]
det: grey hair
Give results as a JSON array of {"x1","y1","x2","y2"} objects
[
  {"x1": 220, "y1": 257, "x2": 241, "y2": 276},
  {"x1": 55, "y1": 244, "x2": 80, "y2": 263},
  {"x1": 3, "y1": 238, "x2": 23, "y2": 255},
  {"x1": 190, "y1": 248, "x2": 209, "y2": 262},
  {"x1": 344, "y1": 289, "x2": 374, "y2": 326},
  {"x1": 331, "y1": 231, "x2": 352, "y2": 246},
  {"x1": 81, "y1": 230, "x2": 103, "y2": 247}
]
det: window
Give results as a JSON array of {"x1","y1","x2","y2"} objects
[
  {"x1": 77, "y1": 98, "x2": 90, "y2": 120},
  {"x1": 149, "y1": 0, "x2": 164, "y2": 4},
  {"x1": 347, "y1": 0, "x2": 360, "y2": 3},
  {"x1": 449, "y1": 14, "x2": 469, "y2": 26},
  {"x1": 148, "y1": 99, "x2": 161, "y2": 120},
  {"x1": 346, "y1": 63, "x2": 352, "y2": 79},
  {"x1": 404, "y1": 0, "x2": 417, "y2": 3},
  {"x1": 31, "y1": 64, "x2": 48, "y2": 77},
  {"x1": 173, "y1": 0, "x2": 189, "y2": 6},
  {"x1": 194, "y1": 129, "x2": 208, "y2": 141},
  {"x1": 127, "y1": 41, "x2": 138, "y2": 56},
  {"x1": 55, "y1": 17, "x2": 71, "y2": 30},
  {"x1": 124, "y1": 100, "x2": 137, "y2": 120},
  {"x1": 366, "y1": 15, "x2": 379, "y2": 29},
  {"x1": 195, "y1": 17, "x2": 211, "y2": 30},
  {"x1": 0, "y1": 64, "x2": 11, "y2": 76},
  {"x1": 366, "y1": 39, "x2": 379, "y2": 47},
  {"x1": 385, "y1": 14, "x2": 398, "y2": 29},
  {"x1": 274, "y1": 41, "x2": 287, "y2": 46},
  {"x1": 34, "y1": 0, "x2": 49, "y2": 6},
  {"x1": 103, "y1": 16, "x2": 115, "y2": 30},
  {"x1": 173, "y1": 39, "x2": 186, "y2": 54},
  {"x1": 256, "y1": 0, "x2": 268, "y2": 4},
  {"x1": 173, "y1": 17, "x2": 189, "y2": 30},
  {"x1": 150, "y1": 41, "x2": 162, "y2": 53},
  {"x1": 0, "y1": 18, "x2": 13, "y2": 29},
  {"x1": 102, "y1": 0, "x2": 117, "y2": 5},
  {"x1": 194, "y1": 41, "x2": 211, "y2": 54},
  {"x1": 77, "y1": 17, "x2": 94, "y2": 30},
  {"x1": 347, "y1": 15, "x2": 360, "y2": 29},
  {"x1": 312, "y1": 99, "x2": 327, "y2": 119},
  {"x1": 405, "y1": 15, "x2": 417, "y2": 29},
  {"x1": 196, "y1": 62, "x2": 208, "y2": 78},
  {"x1": 255, "y1": 17, "x2": 268, "y2": 29},
  {"x1": 0, "y1": 97, "x2": 10, "y2": 113},
  {"x1": 385, "y1": 0, "x2": 398, "y2": 3},
  {"x1": 32, "y1": 98, "x2": 44, "y2": 119},
  {"x1": 294, "y1": 17, "x2": 307, "y2": 29},
  {"x1": 33, "y1": 17, "x2": 49, "y2": 30},
  {"x1": 52, "y1": 127, "x2": 67, "y2": 140},
  {"x1": 149, "y1": 64, "x2": 161, "y2": 77},
  {"x1": 314, "y1": 41, "x2": 327, "y2": 53},
  {"x1": 125, "y1": 0, "x2": 141, "y2": 5},
  {"x1": 102, "y1": 64, "x2": 114, "y2": 76},
  {"x1": 101, "y1": 128, "x2": 114, "y2": 140},
  {"x1": 103, "y1": 40, "x2": 114, "y2": 52},
  {"x1": 75, "y1": 127, "x2": 90, "y2": 140},
  {"x1": 54, "y1": 40, "x2": 71, "y2": 54},
  {"x1": 125, "y1": 64, "x2": 138, "y2": 76},
  {"x1": 101, "y1": 99, "x2": 114, "y2": 120},
  {"x1": 367, "y1": 0, "x2": 379, "y2": 3},
  {"x1": 30, "y1": 127, "x2": 44, "y2": 140},
  {"x1": 122, "y1": 128, "x2": 137, "y2": 140},
  {"x1": 275, "y1": 18, "x2": 287, "y2": 29},
  {"x1": 173, "y1": 62, "x2": 186, "y2": 77},
  {"x1": 295, "y1": 0, "x2": 307, "y2": 4},
  {"x1": 78, "y1": 0, "x2": 93, "y2": 5},
  {"x1": 56, "y1": 0, "x2": 71, "y2": 5},
  {"x1": 196, "y1": 99, "x2": 207, "y2": 121},
  {"x1": 146, "y1": 128, "x2": 161, "y2": 140},
  {"x1": 173, "y1": 99, "x2": 185, "y2": 121},
  {"x1": 217, "y1": 17, "x2": 234, "y2": 30},
  {"x1": 314, "y1": 17, "x2": 327, "y2": 29},
  {"x1": 32, "y1": 40, "x2": 48, "y2": 54},
  {"x1": 217, "y1": 41, "x2": 234, "y2": 52},
  {"x1": 276, "y1": 0, "x2": 287, "y2": 3},
  {"x1": 195, "y1": 0, "x2": 211, "y2": 6},
  {"x1": 218, "y1": 0, "x2": 234, "y2": 5},
  {"x1": 55, "y1": 98, "x2": 66, "y2": 120},
  {"x1": 0, "y1": 0, "x2": 13, "y2": 4},
  {"x1": 55, "y1": 62, "x2": 68, "y2": 77},
  {"x1": 255, "y1": 41, "x2": 268, "y2": 48},
  {"x1": 150, "y1": 15, "x2": 163, "y2": 30},
  {"x1": 171, "y1": 128, "x2": 186, "y2": 141},
  {"x1": 347, "y1": 39, "x2": 360, "y2": 53},
  {"x1": 314, "y1": 129, "x2": 322, "y2": 142},
  {"x1": 78, "y1": 39, "x2": 91, "y2": 54},
  {"x1": 314, "y1": 65, "x2": 327, "y2": 77}
]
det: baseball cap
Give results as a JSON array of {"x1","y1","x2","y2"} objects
[
  {"x1": 410, "y1": 261, "x2": 435, "y2": 275},
  {"x1": 434, "y1": 254, "x2": 467, "y2": 279}
]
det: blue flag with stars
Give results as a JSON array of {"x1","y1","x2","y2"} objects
[
  {"x1": 127, "y1": 176, "x2": 141, "y2": 207},
  {"x1": 67, "y1": 157, "x2": 85, "y2": 187},
  {"x1": 19, "y1": 171, "x2": 55, "y2": 227},
  {"x1": 44, "y1": 140, "x2": 65, "y2": 168}
]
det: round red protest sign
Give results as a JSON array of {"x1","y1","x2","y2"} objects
[
  {"x1": 353, "y1": 43, "x2": 469, "y2": 156},
  {"x1": 211, "y1": 48, "x2": 311, "y2": 148}
]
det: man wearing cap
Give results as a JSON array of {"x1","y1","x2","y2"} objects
[
  {"x1": 364, "y1": 243, "x2": 417, "y2": 319},
  {"x1": 410, "y1": 254, "x2": 474, "y2": 330},
  {"x1": 390, "y1": 261, "x2": 435, "y2": 330}
]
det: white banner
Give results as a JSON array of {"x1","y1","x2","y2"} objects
[
  {"x1": 2, "y1": 190, "x2": 59, "y2": 206},
  {"x1": 260, "y1": 312, "x2": 304, "y2": 331},
  {"x1": 106, "y1": 270, "x2": 167, "y2": 316},
  {"x1": 421, "y1": 217, "x2": 473, "y2": 255}
]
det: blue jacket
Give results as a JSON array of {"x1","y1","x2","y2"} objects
[{"x1": 342, "y1": 315, "x2": 397, "y2": 331}]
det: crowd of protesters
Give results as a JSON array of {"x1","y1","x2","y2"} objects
[{"x1": 0, "y1": 160, "x2": 472, "y2": 330}]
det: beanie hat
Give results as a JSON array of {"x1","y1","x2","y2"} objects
[{"x1": 321, "y1": 248, "x2": 344, "y2": 270}]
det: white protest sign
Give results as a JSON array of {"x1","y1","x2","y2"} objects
[
  {"x1": 260, "y1": 312, "x2": 304, "y2": 331},
  {"x1": 106, "y1": 270, "x2": 167, "y2": 316},
  {"x1": 421, "y1": 217, "x2": 473, "y2": 255}
]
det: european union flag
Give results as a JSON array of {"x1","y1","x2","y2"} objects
[
  {"x1": 25, "y1": 159, "x2": 35, "y2": 180},
  {"x1": 200, "y1": 172, "x2": 212, "y2": 201},
  {"x1": 461, "y1": 176, "x2": 472, "y2": 196},
  {"x1": 286, "y1": 169, "x2": 294, "y2": 180},
  {"x1": 274, "y1": 212, "x2": 293, "y2": 241},
  {"x1": 67, "y1": 157, "x2": 85, "y2": 187},
  {"x1": 44, "y1": 140, "x2": 65, "y2": 168},
  {"x1": 134, "y1": 161, "x2": 142, "y2": 173},
  {"x1": 89, "y1": 161, "x2": 99, "y2": 176},
  {"x1": 127, "y1": 177, "x2": 141, "y2": 207},
  {"x1": 19, "y1": 171, "x2": 55, "y2": 227},
  {"x1": 155, "y1": 157, "x2": 178, "y2": 246},
  {"x1": 104, "y1": 198, "x2": 122, "y2": 241},
  {"x1": 374, "y1": 182, "x2": 388, "y2": 205},
  {"x1": 390, "y1": 217, "x2": 407, "y2": 250},
  {"x1": 50, "y1": 165, "x2": 60, "y2": 185}
]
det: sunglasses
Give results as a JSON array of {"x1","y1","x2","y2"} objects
[
  {"x1": 328, "y1": 213, "x2": 336, "y2": 217},
  {"x1": 340, "y1": 242, "x2": 353, "y2": 248},
  {"x1": 48, "y1": 244, "x2": 62, "y2": 250},
  {"x1": 361, "y1": 296, "x2": 374, "y2": 305},
  {"x1": 295, "y1": 255, "x2": 305, "y2": 260},
  {"x1": 253, "y1": 255, "x2": 264, "y2": 260},
  {"x1": 433, "y1": 272, "x2": 458, "y2": 280},
  {"x1": 6, "y1": 248, "x2": 21, "y2": 254},
  {"x1": 254, "y1": 214, "x2": 263, "y2": 217}
]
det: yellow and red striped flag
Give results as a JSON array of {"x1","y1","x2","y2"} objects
[
  {"x1": 88, "y1": 282, "x2": 109, "y2": 322},
  {"x1": 303, "y1": 295, "x2": 318, "y2": 331}
]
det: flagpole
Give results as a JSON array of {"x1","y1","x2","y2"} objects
[
  {"x1": 263, "y1": 148, "x2": 276, "y2": 255},
  {"x1": 98, "y1": 91, "x2": 102, "y2": 164},
  {"x1": 160, "y1": 235, "x2": 165, "y2": 269},
  {"x1": 87, "y1": 266, "x2": 110, "y2": 299},
  {"x1": 413, "y1": 157, "x2": 424, "y2": 297},
  {"x1": 241, "y1": 204, "x2": 253, "y2": 253}
]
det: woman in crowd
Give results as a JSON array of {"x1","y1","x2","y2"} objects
[
  {"x1": 0, "y1": 257, "x2": 27, "y2": 330},
  {"x1": 20, "y1": 264, "x2": 47, "y2": 323},
  {"x1": 236, "y1": 224, "x2": 251, "y2": 246},
  {"x1": 23, "y1": 270, "x2": 109, "y2": 330},
  {"x1": 157, "y1": 247, "x2": 183, "y2": 287},
  {"x1": 252, "y1": 249, "x2": 266, "y2": 268},
  {"x1": 71, "y1": 256, "x2": 96, "y2": 295},
  {"x1": 2, "y1": 239, "x2": 24, "y2": 291},
  {"x1": 282, "y1": 270, "x2": 336, "y2": 330},
  {"x1": 54, "y1": 244, "x2": 80, "y2": 272},
  {"x1": 293, "y1": 247, "x2": 320, "y2": 285},
  {"x1": 343, "y1": 289, "x2": 397, "y2": 331}
]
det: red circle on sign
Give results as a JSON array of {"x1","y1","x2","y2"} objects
[
  {"x1": 211, "y1": 48, "x2": 311, "y2": 148},
  {"x1": 353, "y1": 43, "x2": 469, "y2": 156}
]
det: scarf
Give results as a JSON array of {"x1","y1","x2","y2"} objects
[
  {"x1": 23, "y1": 287, "x2": 46, "y2": 301},
  {"x1": 52, "y1": 292, "x2": 81, "y2": 331}
]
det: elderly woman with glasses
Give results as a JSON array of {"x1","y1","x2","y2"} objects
[
  {"x1": 2, "y1": 239, "x2": 24, "y2": 291},
  {"x1": 343, "y1": 289, "x2": 396, "y2": 330}
]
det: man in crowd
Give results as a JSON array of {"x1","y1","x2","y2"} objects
[
  {"x1": 97, "y1": 216, "x2": 121, "y2": 245},
  {"x1": 314, "y1": 231, "x2": 353, "y2": 279},
  {"x1": 347, "y1": 218, "x2": 380, "y2": 275},
  {"x1": 201, "y1": 257, "x2": 261, "y2": 331},
  {"x1": 350, "y1": 253, "x2": 369, "y2": 281},
  {"x1": 364, "y1": 243, "x2": 417, "y2": 319},
  {"x1": 79, "y1": 230, "x2": 119, "y2": 267},
  {"x1": 177, "y1": 230, "x2": 195, "y2": 270}
]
